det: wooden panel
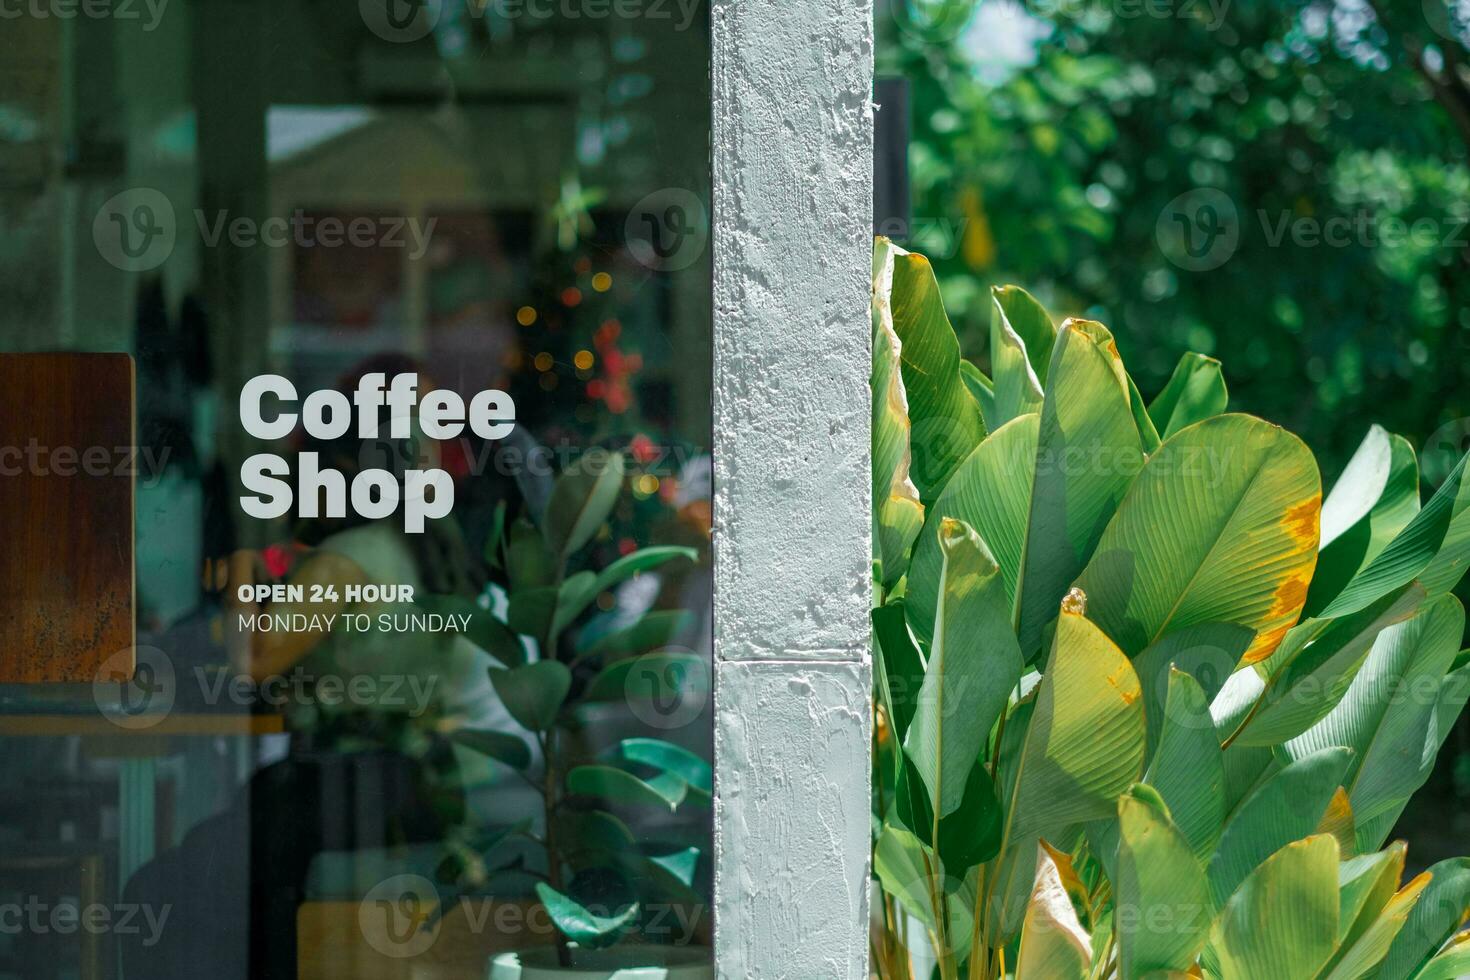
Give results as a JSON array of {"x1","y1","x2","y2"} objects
[{"x1": 0, "y1": 353, "x2": 134, "y2": 682}]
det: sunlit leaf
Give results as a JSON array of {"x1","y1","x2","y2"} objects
[{"x1": 1076, "y1": 414, "x2": 1321, "y2": 665}]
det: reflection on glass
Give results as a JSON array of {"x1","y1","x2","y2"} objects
[{"x1": 0, "y1": 3, "x2": 711, "y2": 977}]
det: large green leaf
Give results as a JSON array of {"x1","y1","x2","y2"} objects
[
  {"x1": 1015, "y1": 319, "x2": 1144, "y2": 658},
  {"x1": 873, "y1": 823, "x2": 931, "y2": 925},
  {"x1": 1015, "y1": 843, "x2": 1091, "y2": 980},
  {"x1": 1377, "y1": 858, "x2": 1470, "y2": 980},
  {"x1": 874, "y1": 239, "x2": 986, "y2": 502},
  {"x1": 1317, "y1": 844, "x2": 1409, "y2": 979},
  {"x1": 1280, "y1": 595, "x2": 1464, "y2": 834},
  {"x1": 1207, "y1": 835, "x2": 1341, "y2": 980},
  {"x1": 1148, "y1": 352, "x2": 1229, "y2": 440},
  {"x1": 959, "y1": 359, "x2": 997, "y2": 424},
  {"x1": 873, "y1": 271, "x2": 926, "y2": 588},
  {"x1": 1127, "y1": 372, "x2": 1164, "y2": 455},
  {"x1": 904, "y1": 519, "x2": 1021, "y2": 817},
  {"x1": 1231, "y1": 582, "x2": 1426, "y2": 747},
  {"x1": 1075, "y1": 413, "x2": 1322, "y2": 665},
  {"x1": 894, "y1": 752, "x2": 1002, "y2": 873},
  {"x1": 1209, "y1": 666, "x2": 1277, "y2": 810},
  {"x1": 1421, "y1": 450, "x2": 1470, "y2": 596},
  {"x1": 907, "y1": 414, "x2": 1039, "y2": 645},
  {"x1": 873, "y1": 824, "x2": 979, "y2": 946},
  {"x1": 1206, "y1": 746, "x2": 1352, "y2": 907},
  {"x1": 1145, "y1": 669, "x2": 1226, "y2": 859},
  {"x1": 1320, "y1": 865, "x2": 1429, "y2": 980},
  {"x1": 1321, "y1": 450, "x2": 1470, "y2": 619},
  {"x1": 1006, "y1": 600, "x2": 1146, "y2": 842},
  {"x1": 985, "y1": 287, "x2": 1045, "y2": 429},
  {"x1": 1306, "y1": 426, "x2": 1420, "y2": 617},
  {"x1": 1115, "y1": 786, "x2": 1213, "y2": 977},
  {"x1": 489, "y1": 661, "x2": 571, "y2": 732},
  {"x1": 1417, "y1": 936, "x2": 1470, "y2": 980},
  {"x1": 544, "y1": 451, "x2": 626, "y2": 559},
  {"x1": 1134, "y1": 622, "x2": 1254, "y2": 755},
  {"x1": 991, "y1": 284, "x2": 1056, "y2": 385}
]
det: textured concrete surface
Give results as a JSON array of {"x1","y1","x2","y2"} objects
[
  {"x1": 713, "y1": 661, "x2": 873, "y2": 979},
  {"x1": 710, "y1": 0, "x2": 874, "y2": 975},
  {"x1": 710, "y1": 0, "x2": 874, "y2": 664}
]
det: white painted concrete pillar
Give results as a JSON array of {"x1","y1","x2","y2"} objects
[{"x1": 711, "y1": 1, "x2": 874, "y2": 977}]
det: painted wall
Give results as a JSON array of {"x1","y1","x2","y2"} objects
[{"x1": 711, "y1": 0, "x2": 874, "y2": 976}]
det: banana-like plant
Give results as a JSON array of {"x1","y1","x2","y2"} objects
[{"x1": 870, "y1": 238, "x2": 1470, "y2": 980}]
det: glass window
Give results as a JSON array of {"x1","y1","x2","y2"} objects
[{"x1": 0, "y1": 2, "x2": 712, "y2": 977}]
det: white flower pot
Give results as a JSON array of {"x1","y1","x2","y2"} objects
[{"x1": 487, "y1": 946, "x2": 712, "y2": 980}]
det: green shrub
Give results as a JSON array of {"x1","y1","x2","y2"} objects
[{"x1": 870, "y1": 239, "x2": 1470, "y2": 980}]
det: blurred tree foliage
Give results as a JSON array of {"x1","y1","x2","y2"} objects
[
  {"x1": 879, "y1": 0, "x2": 1470, "y2": 480},
  {"x1": 878, "y1": 0, "x2": 1470, "y2": 859}
]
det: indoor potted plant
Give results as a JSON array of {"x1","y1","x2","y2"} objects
[{"x1": 427, "y1": 450, "x2": 714, "y2": 979}]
